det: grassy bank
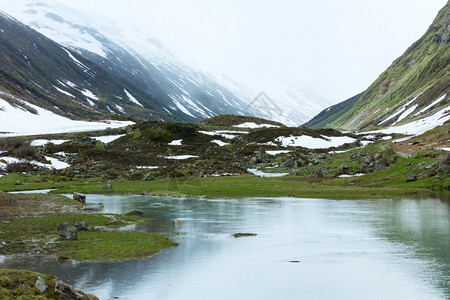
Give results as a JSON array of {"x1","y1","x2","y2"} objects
[
  {"x1": 44, "y1": 175, "x2": 446, "y2": 200},
  {"x1": 0, "y1": 269, "x2": 98, "y2": 299},
  {"x1": 0, "y1": 193, "x2": 178, "y2": 262}
]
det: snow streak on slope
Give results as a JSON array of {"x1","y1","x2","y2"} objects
[{"x1": 0, "y1": 97, "x2": 133, "y2": 137}]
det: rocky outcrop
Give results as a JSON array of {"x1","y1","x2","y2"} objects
[{"x1": 55, "y1": 277, "x2": 99, "y2": 300}]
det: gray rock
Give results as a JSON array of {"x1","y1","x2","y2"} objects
[
  {"x1": 144, "y1": 171, "x2": 155, "y2": 181},
  {"x1": 55, "y1": 277, "x2": 93, "y2": 300},
  {"x1": 341, "y1": 165, "x2": 350, "y2": 171},
  {"x1": 57, "y1": 223, "x2": 78, "y2": 240},
  {"x1": 282, "y1": 158, "x2": 294, "y2": 168},
  {"x1": 312, "y1": 166, "x2": 327, "y2": 178},
  {"x1": 34, "y1": 276, "x2": 48, "y2": 293},
  {"x1": 406, "y1": 175, "x2": 417, "y2": 182},
  {"x1": 103, "y1": 183, "x2": 113, "y2": 190},
  {"x1": 256, "y1": 148, "x2": 269, "y2": 162},
  {"x1": 73, "y1": 192, "x2": 86, "y2": 203},
  {"x1": 249, "y1": 157, "x2": 257, "y2": 166},
  {"x1": 75, "y1": 221, "x2": 91, "y2": 232}
]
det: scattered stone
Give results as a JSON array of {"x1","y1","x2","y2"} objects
[
  {"x1": 427, "y1": 169, "x2": 437, "y2": 177},
  {"x1": 73, "y1": 192, "x2": 86, "y2": 203},
  {"x1": 406, "y1": 175, "x2": 417, "y2": 182},
  {"x1": 232, "y1": 233, "x2": 257, "y2": 238},
  {"x1": 75, "y1": 221, "x2": 91, "y2": 232},
  {"x1": 57, "y1": 223, "x2": 78, "y2": 240},
  {"x1": 103, "y1": 183, "x2": 113, "y2": 190},
  {"x1": 174, "y1": 219, "x2": 182, "y2": 227},
  {"x1": 341, "y1": 165, "x2": 350, "y2": 171},
  {"x1": 14, "y1": 180, "x2": 22, "y2": 185},
  {"x1": 34, "y1": 276, "x2": 48, "y2": 293},
  {"x1": 55, "y1": 277, "x2": 99, "y2": 300},
  {"x1": 144, "y1": 171, "x2": 155, "y2": 181},
  {"x1": 196, "y1": 195, "x2": 207, "y2": 199},
  {"x1": 289, "y1": 260, "x2": 301, "y2": 263},
  {"x1": 127, "y1": 209, "x2": 144, "y2": 216}
]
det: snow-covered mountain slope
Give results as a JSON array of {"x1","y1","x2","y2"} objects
[
  {"x1": 0, "y1": 11, "x2": 174, "y2": 121},
  {"x1": 0, "y1": 0, "x2": 256, "y2": 122},
  {"x1": 0, "y1": 0, "x2": 333, "y2": 126},
  {"x1": 0, "y1": 92, "x2": 133, "y2": 137}
]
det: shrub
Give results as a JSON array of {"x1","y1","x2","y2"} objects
[{"x1": 13, "y1": 144, "x2": 39, "y2": 160}]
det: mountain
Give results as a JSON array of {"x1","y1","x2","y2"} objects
[
  {"x1": 0, "y1": 0, "x2": 334, "y2": 127},
  {"x1": 0, "y1": 11, "x2": 172, "y2": 122},
  {"x1": 304, "y1": 2, "x2": 449, "y2": 132},
  {"x1": 0, "y1": 0, "x2": 258, "y2": 123}
]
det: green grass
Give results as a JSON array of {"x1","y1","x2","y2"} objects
[
  {"x1": 47, "y1": 175, "x2": 440, "y2": 200},
  {"x1": 0, "y1": 213, "x2": 177, "y2": 262},
  {"x1": 57, "y1": 231, "x2": 177, "y2": 262},
  {"x1": 0, "y1": 269, "x2": 56, "y2": 300}
]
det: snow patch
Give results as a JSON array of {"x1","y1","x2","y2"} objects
[
  {"x1": 212, "y1": 140, "x2": 229, "y2": 146},
  {"x1": 369, "y1": 106, "x2": 450, "y2": 136},
  {"x1": 247, "y1": 168, "x2": 289, "y2": 178},
  {"x1": 275, "y1": 135, "x2": 356, "y2": 149},
  {"x1": 31, "y1": 139, "x2": 68, "y2": 146},
  {"x1": 266, "y1": 150, "x2": 292, "y2": 156},
  {"x1": 0, "y1": 97, "x2": 133, "y2": 137},
  {"x1": 233, "y1": 122, "x2": 279, "y2": 129},
  {"x1": 168, "y1": 139, "x2": 183, "y2": 146},
  {"x1": 165, "y1": 155, "x2": 198, "y2": 160},
  {"x1": 92, "y1": 135, "x2": 125, "y2": 144},
  {"x1": 124, "y1": 89, "x2": 143, "y2": 107},
  {"x1": 53, "y1": 85, "x2": 75, "y2": 98},
  {"x1": 81, "y1": 89, "x2": 98, "y2": 100},
  {"x1": 414, "y1": 94, "x2": 447, "y2": 116},
  {"x1": 136, "y1": 166, "x2": 159, "y2": 169},
  {"x1": 337, "y1": 173, "x2": 365, "y2": 178}
]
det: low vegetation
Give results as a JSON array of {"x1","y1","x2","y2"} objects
[{"x1": 0, "y1": 193, "x2": 178, "y2": 262}]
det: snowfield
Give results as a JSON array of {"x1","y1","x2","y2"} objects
[
  {"x1": 0, "y1": 98, "x2": 134, "y2": 137},
  {"x1": 369, "y1": 106, "x2": 449, "y2": 136},
  {"x1": 233, "y1": 122, "x2": 280, "y2": 129},
  {"x1": 0, "y1": 155, "x2": 69, "y2": 170},
  {"x1": 275, "y1": 135, "x2": 357, "y2": 149}
]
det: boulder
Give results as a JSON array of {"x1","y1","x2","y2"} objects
[
  {"x1": 102, "y1": 184, "x2": 113, "y2": 190},
  {"x1": 256, "y1": 148, "x2": 269, "y2": 162},
  {"x1": 312, "y1": 166, "x2": 327, "y2": 178},
  {"x1": 248, "y1": 157, "x2": 257, "y2": 166},
  {"x1": 281, "y1": 158, "x2": 294, "y2": 168},
  {"x1": 144, "y1": 172, "x2": 155, "y2": 181},
  {"x1": 73, "y1": 192, "x2": 86, "y2": 203},
  {"x1": 75, "y1": 221, "x2": 91, "y2": 232},
  {"x1": 34, "y1": 276, "x2": 48, "y2": 293},
  {"x1": 57, "y1": 223, "x2": 78, "y2": 240},
  {"x1": 55, "y1": 277, "x2": 99, "y2": 300},
  {"x1": 406, "y1": 175, "x2": 417, "y2": 182}
]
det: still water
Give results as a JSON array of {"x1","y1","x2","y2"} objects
[{"x1": 1, "y1": 195, "x2": 449, "y2": 300}]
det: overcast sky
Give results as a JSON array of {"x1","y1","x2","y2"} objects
[{"x1": 60, "y1": 0, "x2": 446, "y2": 102}]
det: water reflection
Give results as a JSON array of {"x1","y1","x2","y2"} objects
[{"x1": 1, "y1": 195, "x2": 449, "y2": 299}]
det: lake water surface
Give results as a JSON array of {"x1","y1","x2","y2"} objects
[{"x1": 1, "y1": 195, "x2": 449, "y2": 300}]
